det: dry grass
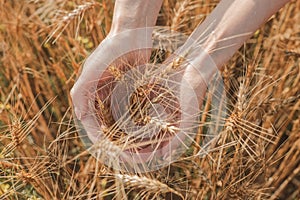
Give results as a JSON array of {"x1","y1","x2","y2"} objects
[{"x1": 0, "y1": 0, "x2": 299, "y2": 199}]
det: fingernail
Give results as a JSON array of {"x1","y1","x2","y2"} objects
[{"x1": 74, "y1": 107, "x2": 82, "y2": 120}]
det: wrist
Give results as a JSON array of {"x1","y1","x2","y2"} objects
[
  {"x1": 110, "y1": 15, "x2": 147, "y2": 36},
  {"x1": 109, "y1": 0, "x2": 163, "y2": 36}
]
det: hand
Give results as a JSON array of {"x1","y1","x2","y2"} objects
[
  {"x1": 155, "y1": 44, "x2": 218, "y2": 160},
  {"x1": 70, "y1": 29, "x2": 153, "y2": 142},
  {"x1": 71, "y1": 0, "x2": 163, "y2": 126}
]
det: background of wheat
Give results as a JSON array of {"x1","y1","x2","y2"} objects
[{"x1": 0, "y1": 0, "x2": 299, "y2": 199}]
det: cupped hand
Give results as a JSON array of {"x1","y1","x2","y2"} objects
[
  {"x1": 71, "y1": 29, "x2": 152, "y2": 118},
  {"x1": 70, "y1": 28, "x2": 153, "y2": 143}
]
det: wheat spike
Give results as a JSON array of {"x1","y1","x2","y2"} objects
[{"x1": 115, "y1": 173, "x2": 184, "y2": 199}]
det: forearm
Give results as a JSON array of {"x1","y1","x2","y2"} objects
[
  {"x1": 110, "y1": 0, "x2": 163, "y2": 35},
  {"x1": 189, "y1": 0, "x2": 291, "y2": 69}
]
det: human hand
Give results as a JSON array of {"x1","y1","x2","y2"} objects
[
  {"x1": 70, "y1": 28, "x2": 153, "y2": 143},
  {"x1": 71, "y1": 0, "x2": 163, "y2": 144}
]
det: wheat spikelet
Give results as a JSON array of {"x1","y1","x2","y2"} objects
[
  {"x1": 0, "y1": 155, "x2": 59, "y2": 199},
  {"x1": 152, "y1": 26, "x2": 188, "y2": 52},
  {"x1": 89, "y1": 136, "x2": 123, "y2": 158},
  {"x1": 1, "y1": 98, "x2": 55, "y2": 157},
  {"x1": 45, "y1": 1, "x2": 99, "y2": 44},
  {"x1": 171, "y1": 0, "x2": 206, "y2": 33},
  {"x1": 115, "y1": 173, "x2": 184, "y2": 199},
  {"x1": 171, "y1": 0, "x2": 190, "y2": 31}
]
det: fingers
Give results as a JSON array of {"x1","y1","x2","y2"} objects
[
  {"x1": 70, "y1": 77, "x2": 90, "y2": 120},
  {"x1": 71, "y1": 53, "x2": 106, "y2": 120},
  {"x1": 70, "y1": 38, "x2": 113, "y2": 120}
]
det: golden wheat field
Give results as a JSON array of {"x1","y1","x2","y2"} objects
[{"x1": 0, "y1": 0, "x2": 299, "y2": 199}]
